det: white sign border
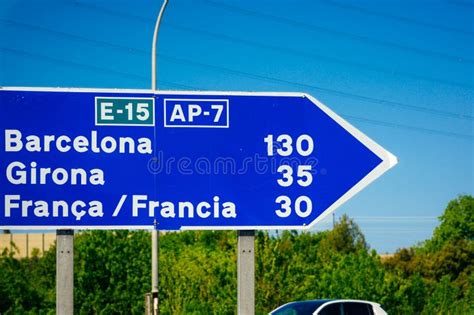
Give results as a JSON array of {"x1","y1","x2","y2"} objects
[{"x1": 0, "y1": 86, "x2": 397, "y2": 231}]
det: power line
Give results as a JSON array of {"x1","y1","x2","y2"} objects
[
  {"x1": 199, "y1": 0, "x2": 474, "y2": 64},
  {"x1": 319, "y1": 215, "x2": 439, "y2": 222},
  {"x1": 0, "y1": 47, "x2": 193, "y2": 90},
  {"x1": 323, "y1": 0, "x2": 474, "y2": 36},
  {"x1": 321, "y1": 216, "x2": 439, "y2": 225},
  {"x1": 345, "y1": 115, "x2": 474, "y2": 140},
  {"x1": 358, "y1": 228, "x2": 435, "y2": 232},
  {"x1": 162, "y1": 54, "x2": 474, "y2": 121},
  {"x1": 448, "y1": 0, "x2": 474, "y2": 7},
  {"x1": 2, "y1": 18, "x2": 471, "y2": 121},
  {"x1": 1, "y1": 46, "x2": 472, "y2": 140},
  {"x1": 353, "y1": 216, "x2": 438, "y2": 222},
  {"x1": 166, "y1": 23, "x2": 473, "y2": 89},
  {"x1": 67, "y1": 1, "x2": 474, "y2": 89}
]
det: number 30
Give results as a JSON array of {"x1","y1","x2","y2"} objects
[{"x1": 275, "y1": 196, "x2": 312, "y2": 218}]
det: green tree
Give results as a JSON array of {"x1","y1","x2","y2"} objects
[
  {"x1": 422, "y1": 275, "x2": 463, "y2": 314},
  {"x1": 1, "y1": 196, "x2": 473, "y2": 314},
  {"x1": 384, "y1": 195, "x2": 474, "y2": 314},
  {"x1": 426, "y1": 195, "x2": 474, "y2": 252},
  {"x1": 0, "y1": 245, "x2": 54, "y2": 314},
  {"x1": 74, "y1": 230, "x2": 151, "y2": 314},
  {"x1": 158, "y1": 230, "x2": 236, "y2": 314},
  {"x1": 318, "y1": 214, "x2": 368, "y2": 255},
  {"x1": 256, "y1": 217, "x2": 380, "y2": 314}
]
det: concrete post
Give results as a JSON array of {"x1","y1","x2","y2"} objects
[
  {"x1": 56, "y1": 230, "x2": 74, "y2": 315},
  {"x1": 237, "y1": 230, "x2": 255, "y2": 315}
]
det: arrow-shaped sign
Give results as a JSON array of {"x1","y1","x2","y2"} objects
[{"x1": 0, "y1": 87, "x2": 397, "y2": 230}]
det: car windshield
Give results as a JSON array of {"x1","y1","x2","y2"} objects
[{"x1": 271, "y1": 300, "x2": 331, "y2": 315}]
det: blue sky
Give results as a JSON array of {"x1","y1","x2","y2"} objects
[{"x1": 0, "y1": 0, "x2": 472, "y2": 253}]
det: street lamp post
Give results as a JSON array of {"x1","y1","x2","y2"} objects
[{"x1": 151, "y1": 1, "x2": 169, "y2": 314}]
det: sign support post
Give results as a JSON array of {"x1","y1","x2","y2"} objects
[
  {"x1": 237, "y1": 230, "x2": 255, "y2": 315},
  {"x1": 151, "y1": 1, "x2": 169, "y2": 314},
  {"x1": 151, "y1": 225, "x2": 159, "y2": 315},
  {"x1": 56, "y1": 229, "x2": 74, "y2": 315}
]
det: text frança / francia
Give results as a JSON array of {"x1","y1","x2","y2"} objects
[{"x1": 3, "y1": 129, "x2": 237, "y2": 222}]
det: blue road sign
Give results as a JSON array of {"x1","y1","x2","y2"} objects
[{"x1": 0, "y1": 87, "x2": 397, "y2": 230}]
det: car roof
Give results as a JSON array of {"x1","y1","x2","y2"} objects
[
  {"x1": 270, "y1": 299, "x2": 382, "y2": 315},
  {"x1": 270, "y1": 300, "x2": 333, "y2": 314},
  {"x1": 320, "y1": 299, "x2": 380, "y2": 306}
]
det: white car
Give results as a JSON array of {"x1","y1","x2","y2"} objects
[{"x1": 269, "y1": 299, "x2": 388, "y2": 315}]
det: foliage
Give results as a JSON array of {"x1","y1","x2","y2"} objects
[
  {"x1": 424, "y1": 195, "x2": 474, "y2": 251},
  {"x1": 0, "y1": 244, "x2": 55, "y2": 314},
  {"x1": 425, "y1": 195, "x2": 474, "y2": 252},
  {"x1": 0, "y1": 195, "x2": 472, "y2": 314},
  {"x1": 158, "y1": 231, "x2": 236, "y2": 314},
  {"x1": 318, "y1": 214, "x2": 368, "y2": 255},
  {"x1": 74, "y1": 230, "x2": 151, "y2": 314},
  {"x1": 384, "y1": 194, "x2": 474, "y2": 314}
]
